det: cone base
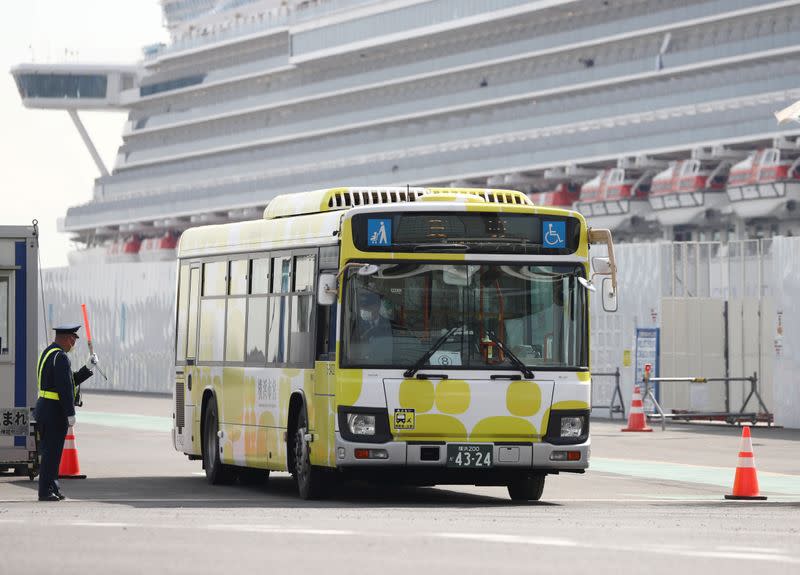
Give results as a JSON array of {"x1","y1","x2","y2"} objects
[
  {"x1": 621, "y1": 428, "x2": 653, "y2": 432},
  {"x1": 58, "y1": 474, "x2": 87, "y2": 479},
  {"x1": 724, "y1": 494, "x2": 767, "y2": 500}
]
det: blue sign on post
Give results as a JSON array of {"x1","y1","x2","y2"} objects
[
  {"x1": 367, "y1": 218, "x2": 392, "y2": 246},
  {"x1": 542, "y1": 221, "x2": 566, "y2": 248},
  {"x1": 635, "y1": 328, "x2": 660, "y2": 405}
]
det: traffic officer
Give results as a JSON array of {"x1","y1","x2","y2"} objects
[{"x1": 35, "y1": 324, "x2": 97, "y2": 502}]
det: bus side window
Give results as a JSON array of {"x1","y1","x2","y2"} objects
[
  {"x1": 175, "y1": 265, "x2": 190, "y2": 362},
  {"x1": 316, "y1": 297, "x2": 337, "y2": 362},
  {"x1": 289, "y1": 254, "x2": 315, "y2": 366},
  {"x1": 186, "y1": 267, "x2": 200, "y2": 360},
  {"x1": 267, "y1": 255, "x2": 292, "y2": 364}
]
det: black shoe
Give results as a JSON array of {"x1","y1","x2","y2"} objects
[
  {"x1": 38, "y1": 493, "x2": 61, "y2": 502},
  {"x1": 53, "y1": 490, "x2": 66, "y2": 500}
]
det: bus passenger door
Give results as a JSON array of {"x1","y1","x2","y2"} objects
[
  {"x1": 182, "y1": 266, "x2": 201, "y2": 456},
  {"x1": 311, "y1": 292, "x2": 337, "y2": 468}
]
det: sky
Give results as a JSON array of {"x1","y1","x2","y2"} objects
[{"x1": 1, "y1": 1, "x2": 168, "y2": 268}]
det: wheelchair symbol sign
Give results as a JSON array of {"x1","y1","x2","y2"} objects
[{"x1": 542, "y1": 221, "x2": 566, "y2": 248}]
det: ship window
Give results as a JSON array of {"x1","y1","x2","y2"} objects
[{"x1": 16, "y1": 73, "x2": 107, "y2": 99}]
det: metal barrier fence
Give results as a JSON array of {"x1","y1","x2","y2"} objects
[
  {"x1": 642, "y1": 371, "x2": 773, "y2": 430},
  {"x1": 591, "y1": 368, "x2": 625, "y2": 419}
]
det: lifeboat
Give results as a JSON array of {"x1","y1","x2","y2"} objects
[
  {"x1": 726, "y1": 148, "x2": 800, "y2": 219},
  {"x1": 573, "y1": 168, "x2": 651, "y2": 231},
  {"x1": 106, "y1": 236, "x2": 141, "y2": 263},
  {"x1": 140, "y1": 232, "x2": 179, "y2": 262},
  {"x1": 529, "y1": 182, "x2": 580, "y2": 207},
  {"x1": 648, "y1": 159, "x2": 729, "y2": 226}
]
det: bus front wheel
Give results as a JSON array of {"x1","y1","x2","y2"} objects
[
  {"x1": 203, "y1": 399, "x2": 236, "y2": 485},
  {"x1": 292, "y1": 409, "x2": 323, "y2": 500},
  {"x1": 507, "y1": 474, "x2": 545, "y2": 502}
]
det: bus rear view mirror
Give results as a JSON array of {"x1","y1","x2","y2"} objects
[
  {"x1": 601, "y1": 277, "x2": 618, "y2": 313},
  {"x1": 318, "y1": 273, "x2": 337, "y2": 306}
]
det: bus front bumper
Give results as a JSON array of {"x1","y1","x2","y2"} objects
[{"x1": 334, "y1": 433, "x2": 589, "y2": 473}]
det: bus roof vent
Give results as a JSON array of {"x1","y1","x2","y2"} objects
[{"x1": 264, "y1": 187, "x2": 531, "y2": 219}]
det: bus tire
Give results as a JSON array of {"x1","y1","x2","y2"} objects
[
  {"x1": 203, "y1": 399, "x2": 235, "y2": 485},
  {"x1": 291, "y1": 408, "x2": 324, "y2": 500},
  {"x1": 507, "y1": 474, "x2": 545, "y2": 502}
]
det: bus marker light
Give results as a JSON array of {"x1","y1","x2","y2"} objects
[
  {"x1": 550, "y1": 451, "x2": 580, "y2": 461},
  {"x1": 355, "y1": 449, "x2": 388, "y2": 460},
  {"x1": 337, "y1": 447, "x2": 346, "y2": 460}
]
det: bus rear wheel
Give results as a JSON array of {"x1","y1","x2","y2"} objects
[
  {"x1": 292, "y1": 409, "x2": 323, "y2": 500},
  {"x1": 203, "y1": 399, "x2": 235, "y2": 485},
  {"x1": 507, "y1": 474, "x2": 545, "y2": 502}
]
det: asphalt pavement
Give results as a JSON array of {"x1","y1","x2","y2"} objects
[{"x1": 1, "y1": 392, "x2": 798, "y2": 574}]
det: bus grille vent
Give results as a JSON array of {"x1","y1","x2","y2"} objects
[
  {"x1": 175, "y1": 380, "x2": 185, "y2": 429},
  {"x1": 327, "y1": 188, "x2": 425, "y2": 209}
]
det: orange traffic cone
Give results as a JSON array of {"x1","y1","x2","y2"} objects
[
  {"x1": 621, "y1": 384, "x2": 653, "y2": 432},
  {"x1": 58, "y1": 426, "x2": 87, "y2": 479},
  {"x1": 725, "y1": 426, "x2": 766, "y2": 500}
]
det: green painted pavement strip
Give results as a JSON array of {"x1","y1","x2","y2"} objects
[
  {"x1": 592, "y1": 457, "x2": 800, "y2": 496},
  {"x1": 79, "y1": 411, "x2": 173, "y2": 433},
  {"x1": 77, "y1": 413, "x2": 800, "y2": 496}
]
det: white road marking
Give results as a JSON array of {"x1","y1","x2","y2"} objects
[
  {"x1": 70, "y1": 522, "x2": 131, "y2": 528},
  {"x1": 436, "y1": 533, "x2": 576, "y2": 547},
  {"x1": 207, "y1": 524, "x2": 354, "y2": 536},
  {"x1": 431, "y1": 532, "x2": 800, "y2": 565},
  {"x1": 716, "y1": 545, "x2": 784, "y2": 554}
]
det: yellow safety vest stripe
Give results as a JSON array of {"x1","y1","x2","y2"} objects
[{"x1": 37, "y1": 348, "x2": 62, "y2": 401}]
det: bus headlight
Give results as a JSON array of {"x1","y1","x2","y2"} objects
[
  {"x1": 560, "y1": 416, "x2": 584, "y2": 438},
  {"x1": 544, "y1": 410, "x2": 589, "y2": 445},
  {"x1": 347, "y1": 413, "x2": 376, "y2": 436}
]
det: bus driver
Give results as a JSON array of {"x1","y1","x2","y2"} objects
[{"x1": 355, "y1": 291, "x2": 393, "y2": 364}]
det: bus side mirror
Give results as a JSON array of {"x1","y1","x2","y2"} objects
[
  {"x1": 591, "y1": 256, "x2": 611, "y2": 275},
  {"x1": 317, "y1": 273, "x2": 337, "y2": 306},
  {"x1": 601, "y1": 277, "x2": 618, "y2": 312}
]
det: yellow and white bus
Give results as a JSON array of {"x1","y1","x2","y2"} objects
[{"x1": 172, "y1": 187, "x2": 617, "y2": 500}]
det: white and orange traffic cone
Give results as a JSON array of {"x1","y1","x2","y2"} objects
[
  {"x1": 725, "y1": 426, "x2": 766, "y2": 500},
  {"x1": 58, "y1": 426, "x2": 87, "y2": 479},
  {"x1": 621, "y1": 384, "x2": 653, "y2": 432}
]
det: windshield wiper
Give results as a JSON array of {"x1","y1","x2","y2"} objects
[
  {"x1": 403, "y1": 325, "x2": 461, "y2": 378},
  {"x1": 485, "y1": 329, "x2": 534, "y2": 379}
]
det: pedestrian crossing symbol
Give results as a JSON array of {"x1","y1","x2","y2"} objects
[{"x1": 368, "y1": 218, "x2": 392, "y2": 246}]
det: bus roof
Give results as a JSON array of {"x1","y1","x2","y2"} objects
[{"x1": 178, "y1": 187, "x2": 584, "y2": 258}]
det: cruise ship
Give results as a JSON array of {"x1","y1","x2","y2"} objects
[
  {"x1": 11, "y1": 0, "x2": 800, "y2": 428},
  {"x1": 13, "y1": 0, "x2": 800, "y2": 254}
]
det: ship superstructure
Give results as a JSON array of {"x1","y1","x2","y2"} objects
[{"x1": 11, "y1": 0, "x2": 800, "y2": 256}]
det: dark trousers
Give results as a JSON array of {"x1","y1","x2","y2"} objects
[{"x1": 38, "y1": 415, "x2": 68, "y2": 497}]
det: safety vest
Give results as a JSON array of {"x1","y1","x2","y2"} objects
[{"x1": 37, "y1": 347, "x2": 69, "y2": 401}]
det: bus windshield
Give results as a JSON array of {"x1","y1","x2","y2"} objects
[{"x1": 341, "y1": 262, "x2": 588, "y2": 371}]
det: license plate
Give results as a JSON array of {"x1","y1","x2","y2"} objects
[{"x1": 446, "y1": 444, "x2": 493, "y2": 468}]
